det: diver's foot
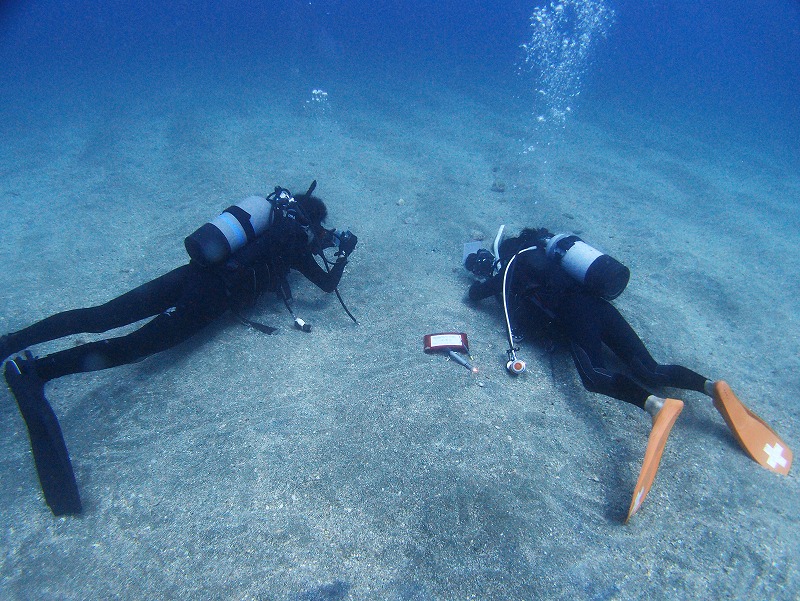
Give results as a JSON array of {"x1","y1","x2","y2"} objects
[
  {"x1": 4, "y1": 353, "x2": 82, "y2": 516},
  {"x1": 644, "y1": 395, "x2": 665, "y2": 419},
  {"x1": 4, "y1": 352, "x2": 45, "y2": 405},
  {"x1": 711, "y1": 380, "x2": 792, "y2": 475},
  {"x1": 626, "y1": 398, "x2": 684, "y2": 522}
]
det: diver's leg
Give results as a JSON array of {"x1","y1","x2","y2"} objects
[
  {"x1": 597, "y1": 294, "x2": 793, "y2": 476},
  {"x1": 591, "y1": 298, "x2": 709, "y2": 393},
  {"x1": 569, "y1": 341, "x2": 650, "y2": 408},
  {"x1": 568, "y1": 340, "x2": 684, "y2": 520},
  {"x1": 2, "y1": 265, "x2": 226, "y2": 515},
  {"x1": 1, "y1": 265, "x2": 192, "y2": 359},
  {"x1": 559, "y1": 295, "x2": 684, "y2": 520},
  {"x1": 557, "y1": 294, "x2": 652, "y2": 407},
  {"x1": 31, "y1": 270, "x2": 229, "y2": 381}
]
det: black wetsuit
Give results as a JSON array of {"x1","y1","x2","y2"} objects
[
  {"x1": 469, "y1": 242, "x2": 707, "y2": 408},
  {"x1": 2, "y1": 215, "x2": 347, "y2": 382}
]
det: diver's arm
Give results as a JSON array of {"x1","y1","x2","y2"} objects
[
  {"x1": 295, "y1": 252, "x2": 346, "y2": 293},
  {"x1": 468, "y1": 273, "x2": 503, "y2": 301}
]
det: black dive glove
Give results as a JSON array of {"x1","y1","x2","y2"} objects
[
  {"x1": 337, "y1": 230, "x2": 358, "y2": 258},
  {"x1": 468, "y1": 281, "x2": 483, "y2": 301}
]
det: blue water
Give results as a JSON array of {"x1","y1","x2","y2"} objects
[
  {"x1": 2, "y1": 0, "x2": 798, "y2": 153},
  {"x1": 600, "y1": 0, "x2": 800, "y2": 146}
]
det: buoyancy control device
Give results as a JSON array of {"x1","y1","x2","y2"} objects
[{"x1": 464, "y1": 227, "x2": 630, "y2": 301}]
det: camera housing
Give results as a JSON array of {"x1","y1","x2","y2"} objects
[
  {"x1": 464, "y1": 249, "x2": 496, "y2": 278},
  {"x1": 336, "y1": 230, "x2": 357, "y2": 257}
]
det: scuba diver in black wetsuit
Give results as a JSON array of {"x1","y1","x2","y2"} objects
[
  {"x1": 465, "y1": 226, "x2": 792, "y2": 520},
  {"x1": 1, "y1": 180, "x2": 358, "y2": 516}
]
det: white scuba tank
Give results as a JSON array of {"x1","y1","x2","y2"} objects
[
  {"x1": 184, "y1": 195, "x2": 275, "y2": 266},
  {"x1": 545, "y1": 233, "x2": 630, "y2": 300}
]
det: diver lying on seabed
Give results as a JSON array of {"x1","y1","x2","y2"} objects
[
  {"x1": 1, "y1": 181, "x2": 358, "y2": 516},
  {"x1": 464, "y1": 226, "x2": 792, "y2": 520}
]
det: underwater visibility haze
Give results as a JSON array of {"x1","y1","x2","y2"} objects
[{"x1": 1, "y1": 1, "x2": 799, "y2": 599}]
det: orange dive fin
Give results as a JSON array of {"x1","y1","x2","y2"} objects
[
  {"x1": 712, "y1": 381, "x2": 792, "y2": 475},
  {"x1": 626, "y1": 398, "x2": 684, "y2": 522}
]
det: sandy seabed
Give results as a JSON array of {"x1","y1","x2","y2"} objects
[{"x1": 1, "y1": 73, "x2": 799, "y2": 600}]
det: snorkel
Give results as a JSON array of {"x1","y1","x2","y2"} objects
[{"x1": 492, "y1": 224, "x2": 505, "y2": 264}]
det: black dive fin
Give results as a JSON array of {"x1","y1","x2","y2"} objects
[{"x1": 5, "y1": 354, "x2": 82, "y2": 516}]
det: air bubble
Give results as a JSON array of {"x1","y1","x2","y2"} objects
[{"x1": 520, "y1": 0, "x2": 615, "y2": 128}]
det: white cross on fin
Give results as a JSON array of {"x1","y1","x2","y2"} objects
[{"x1": 763, "y1": 442, "x2": 788, "y2": 469}]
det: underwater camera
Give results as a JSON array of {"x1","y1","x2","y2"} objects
[
  {"x1": 464, "y1": 248, "x2": 496, "y2": 279},
  {"x1": 335, "y1": 230, "x2": 357, "y2": 256}
]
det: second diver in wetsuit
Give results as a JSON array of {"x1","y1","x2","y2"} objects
[{"x1": 466, "y1": 226, "x2": 792, "y2": 519}]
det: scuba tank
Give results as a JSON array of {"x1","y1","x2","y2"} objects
[
  {"x1": 544, "y1": 233, "x2": 630, "y2": 301},
  {"x1": 184, "y1": 195, "x2": 278, "y2": 266}
]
